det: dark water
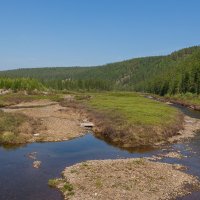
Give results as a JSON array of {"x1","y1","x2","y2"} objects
[
  {"x1": 0, "y1": 134, "x2": 156, "y2": 200},
  {"x1": 0, "y1": 105, "x2": 200, "y2": 200}
]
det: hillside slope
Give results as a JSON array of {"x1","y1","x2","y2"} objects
[{"x1": 0, "y1": 46, "x2": 199, "y2": 95}]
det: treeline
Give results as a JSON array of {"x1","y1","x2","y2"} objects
[
  {"x1": 0, "y1": 78, "x2": 45, "y2": 91},
  {"x1": 0, "y1": 46, "x2": 199, "y2": 95},
  {"x1": 0, "y1": 78, "x2": 114, "y2": 91},
  {"x1": 140, "y1": 68, "x2": 200, "y2": 96},
  {"x1": 43, "y1": 79, "x2": 114, "y2": 91},
  {"x1": 133, "y1": 46, "x2": 200, "y2": 95}
]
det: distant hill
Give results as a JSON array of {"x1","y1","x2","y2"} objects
[{"x1": 0, "y1": 46, "x2": 200, "y2": 95}]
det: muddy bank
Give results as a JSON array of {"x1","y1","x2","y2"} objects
[
  {"x1": 169, "y1": 99, "x2": 200, "y2": 111},
  {"x1": 82, "y1": 106, "x2": 184, "y2": 149},
  {"x1": 64, "y1": 96, "x2": 199, "y2": 149},
  {"x1": 1, "y1": 100, "x2": 85, "y2": 143},
  {"x1": 93, "y1": 118, "x2": 183, "y2": 149},
  {"x1": 154, "y1": 115, "x2": 200, "y2": 145},
  {"x1": 51, "y1": 158, "x2": 200, "y2": 200}
]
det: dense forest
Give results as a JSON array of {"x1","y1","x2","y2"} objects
[{"x1": 0, "y1": 46, "x2": 199, "y2": 95}]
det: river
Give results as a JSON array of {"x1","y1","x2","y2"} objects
[{"x1": 0, "y1": 105, "x2": 200, "y2": 200}]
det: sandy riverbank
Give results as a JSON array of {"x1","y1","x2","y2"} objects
[
  {"x1": 50, "y1": 158, "x2": 200, "y2": 200},
  {"x1": 2, "y1": 99, "x2": 86, "y2": 143}
]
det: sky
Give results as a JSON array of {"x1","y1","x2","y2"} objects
[{"x1": 0, "y1": 0, "x2": 199, "y2": 70}]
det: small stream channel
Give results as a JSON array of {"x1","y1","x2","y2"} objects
[{"x1": 0, "y1": 105, "x2": 200, "y2": 200}]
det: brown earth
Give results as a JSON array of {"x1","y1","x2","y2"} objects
[
  {"x1": 2, "y1": 100, "x2": 85, "y2": 142},
  {"x1": 52, "y1": 158, "x2": 200, "y2": 200},
  {"x1": 155, "y1": 115, "x2": 200, "y2": 145}
]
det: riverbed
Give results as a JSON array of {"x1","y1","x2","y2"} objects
[{"x1": 0, "y1": 105, "x2": 200, "y2": 200}]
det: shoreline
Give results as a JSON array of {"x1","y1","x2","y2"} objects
[
  {"x1": 1, "y1": 93, "x2": 199, "y2": 149},
  {"x1": 155, "y1": 115, "x2": 200, "y2": 145},
  {"x1": 50, "y1": 158, "x2": 200, "y2": 200},
  {"x1": 87, "y1": 108, "x2": 185, "y2": 149},
  {"x1": 0, "y1": 99, "x2": 86, "y2": 145},
  {"x1": 146, "y1": 94, "x2": 200, "y2": 112}
]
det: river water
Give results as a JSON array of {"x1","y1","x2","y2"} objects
[{"x1": 0, "y1": 105, "x2": 200, "y2": 200}]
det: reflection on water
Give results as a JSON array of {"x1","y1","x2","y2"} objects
[
  {"x1": 0, "y1": 104, "x2": 199, "y2": 200},
  {"x1": 93, "y1": 134, "x2": 157, "y2": 153},
  {"x1": 0, "y1": 143, "x2": 27, "y2": 151},
  {"x1": 0, "y1": 134, "x2": 158, "y2": 200},
  {"x1": 172, "y1": 104, "x2": 200, "y2": 119}
]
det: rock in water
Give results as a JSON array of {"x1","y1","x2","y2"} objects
[{"x1": 33, "y1": 161, "x2": 41, "y2": 169}]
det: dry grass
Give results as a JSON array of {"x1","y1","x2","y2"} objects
[
  {"x1": 0, "y1": 110, "x2": 37, "y2": 144},
  {"x1": 1, "y1": 99, "x2": 85, "y2": 144}
]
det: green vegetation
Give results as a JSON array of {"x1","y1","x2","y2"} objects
[
  {"x1": 0, "y1": 110, "x2": 27, "y2": 144},
  {"x1": 133, "y1": 158, "x2": 146, "y2": 165},
  {"x1": 0, "y1": 46, "x2": 199, "y2": 95},
  {"x1": 95, "y1": 179, "x2": 103, "y2": 188},
  {"x1": 88, "y1": 92, "x2": 179, "y2": 126},
  {"x1": 0, "y1": 78, "x2": 45, "y2": 91},
  {"x1": 48, "y1": 179, "x2": 61, "y2": 188},
  {"x1": 81, "y1": 92, "x2": 182, "y2": 148},
  {"x1": 165, "y1": 93, "x2": 200, "y2": 106},
  {"x1": 0, "y1": 91, "x2": 183, "y2": 147},
  {"x1": 48, "y1": 178, "x2": 74, "y2": 196},
  {"x1": 62, "y1": 182, "x2": 74, "y2": 192},
  {"x1": 0, "y1": 46, "x2": 198, "y2": 147}
]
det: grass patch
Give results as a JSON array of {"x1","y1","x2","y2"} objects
[
  {"x1": 88, "y1": 92, "x2": 179, "y2": 126},
  {"x1": 0, "y1": 110, "x2": 28, "y2": 144},
  {"x1": 95, "y1": 179, "x2": 103, "y2": 188},
  {"x1": 48, "y1": 179, "x2": 61, "y2": 188},
  {"x1": 81, "y1": 162, "x2": 89, "y2": 167},
  {"x1": 0, "y1": 110, "x2": 26, "y2": 132},
  {"x1": 62, "y1": 182, "x2": 74, "y2": 192},
  {"x1": 133, "y1": 158, "x2": 146, "y2": 165},
  {"x1": 80, "y1": 92, "x2": 183, "y2": 148},
  {"x1": 0, "y1": 132, "x2": 18, "y2": 143},
  {"x1": 70, "y1": 169, "x2": 78, "y2": 174},
  {"x1": 48, "y1": 178, "x2": 74, "y2": 196}
]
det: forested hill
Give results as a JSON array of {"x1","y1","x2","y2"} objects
[{"x1": 0, "y1": 46, "x2": 200, "y2": 95}]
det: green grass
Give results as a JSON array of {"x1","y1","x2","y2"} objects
[
  {"x1": 48, "y1": 178, "x2": 75, "y2": 196},
  {"x1": 88, "y1": 92, "x2": 179, "y2": 126},
  {"x1": 62, "y1": 182, "x2": 74, "y2": 192},
  {"x1": 48, "y1": 179, "x2": 61, "y2": 188},
  {"x1": 80, "y1": 92, "x2": 182, "y2": 148}
]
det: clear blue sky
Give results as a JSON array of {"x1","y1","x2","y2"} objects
[{"x1": 0, "y1": 0, "x2": 199, "y2": 70}]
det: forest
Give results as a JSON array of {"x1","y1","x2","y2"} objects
[{"x1": 0, "y1": 46, "x2": 199, "y2": 95}]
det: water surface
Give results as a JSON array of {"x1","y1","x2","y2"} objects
[{"x1": 0, "y1": 105, "x2": 200, "y2": 200}]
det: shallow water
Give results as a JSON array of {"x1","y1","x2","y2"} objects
[
  {"x1": 0, "y1": 105, "x2": 200, "y2": 200},
  {"x1": 0, "y1": 134, "x2": 157, "y2": 200}
]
